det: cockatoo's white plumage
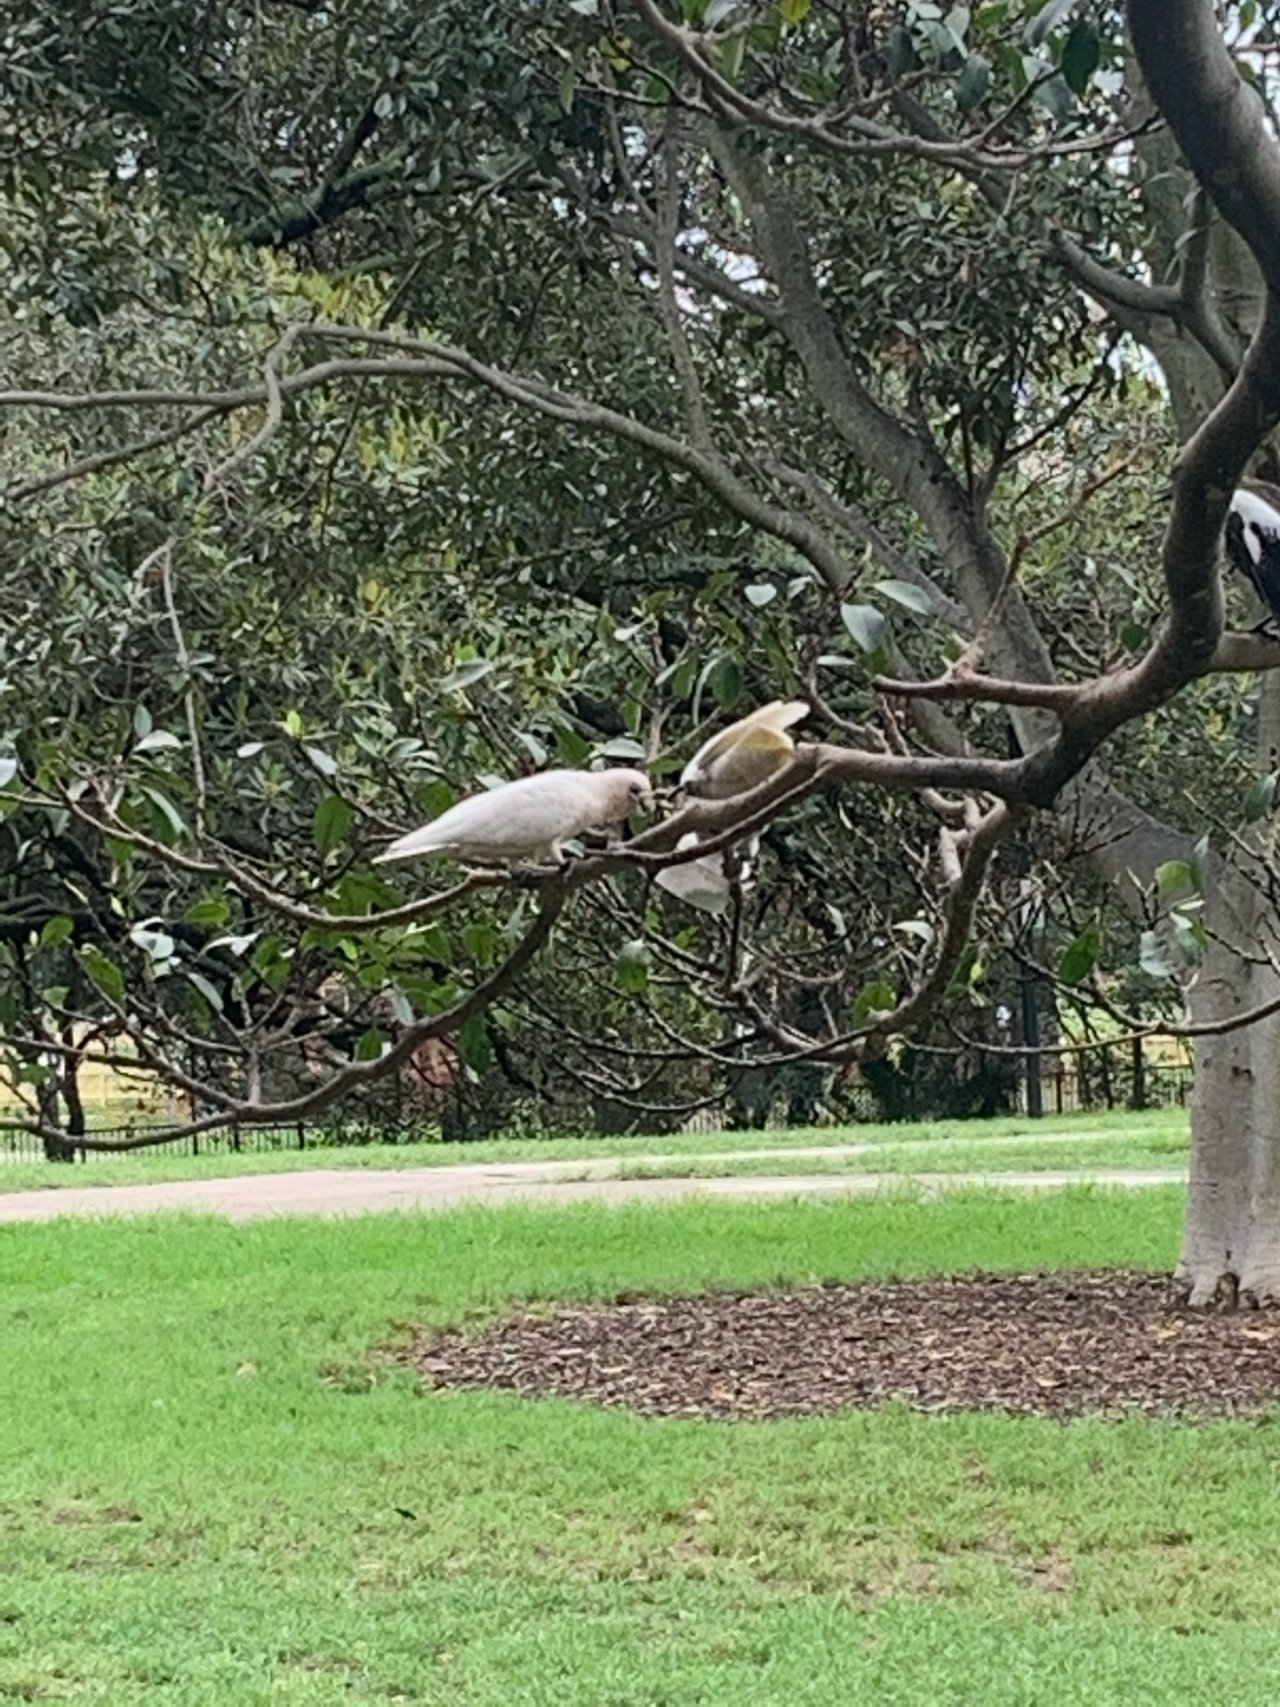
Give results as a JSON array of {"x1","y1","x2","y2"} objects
[
  {"x1": 649, "y1": 833, "x2": 733, "y2": 916},
  {"x1": 656, "y1": 701, "x2": 810, "y2": 913},
  {"x1": 375, "y1": 768, "x2": 651, "y2": 867},
  {"x1": 679, "y1": 699, "x2": 810, "y2": 799}
]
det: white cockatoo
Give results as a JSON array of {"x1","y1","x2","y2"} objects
[
  {"x1": 678, "y1": 699, "x2": 810, "y2": 800},
  {"x1": 375, "y1": 768, "x2": 651, "y2": 868},
  {"x1": 656, "y1": 700, "x2": 809, "y2": 914}
]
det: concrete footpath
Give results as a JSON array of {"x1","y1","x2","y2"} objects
[{"x1": 0, "y1": 1160, "x2": 1187, "y2": 1225}]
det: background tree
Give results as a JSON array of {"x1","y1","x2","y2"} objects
[{"x1": 4, "y1": 0, "x2": 1280, "y2": 1301}]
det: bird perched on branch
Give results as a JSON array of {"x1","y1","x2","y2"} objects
[
  {"x1": 375, "y1": 768, "x2": 651, "y2": 869},
  {"x1": 656, "y1": 700, "x2": 809, "y2": 914},
  {"x1": 1225, "y1": 481, "x2": 1280, "y2": 639},
  {"x1": 678, "y1": 699, "x2": 811, "y2": 801}
]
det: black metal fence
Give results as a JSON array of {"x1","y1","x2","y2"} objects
[
  {"x1": 0, "y1": 1041, "x2": 1194, "y2": 1169},
  {"x1": 0, "y1": 1116, "x2": 441, "y2": 1168}
]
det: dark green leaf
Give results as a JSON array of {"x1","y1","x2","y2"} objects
[
  {"x1": 708, "y1": 654, "x2": 743, "y2": 710},
  {"x1": 1031, "y1": 71, "x2": 1074, "y2": 119},
  {"x1": 39, "y1": 916, "x2": 75, "y2": 950},
  {"x1": 458, "y1": 1013, "x2": 493, "y2": 1075},
  {"x1": 356, "y1": 1026, "x2": 386, "y2": 1062},
  {"x1": 886, "y1": 22, "x2": 917, "y2": 75},
  {"x1": 616, "y1": 939, "x2": 651, "y2": 994},
  {"x1": 80, "y1": 945, "x2": 125, "y2": 1004},
  {"x1": 1244, "y1": 771, "x2": 1277, "y2": 823},
  {"x1": 1057, "y1": 922, "x2": 1100, "y2": 985},
  {"x1": 955, "y1": 51, "x2": 991, "y2": 109},
  {"x1": 1060, "y1": 17, "x2": 1100, "y2": 94},
  {"x1": 314, "y1": 793, "x2": 355, "y2": 854}
]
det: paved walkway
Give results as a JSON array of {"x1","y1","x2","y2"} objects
[{"x1": 0, "y1": 1161, "x2": 1187, "y2": 1224}]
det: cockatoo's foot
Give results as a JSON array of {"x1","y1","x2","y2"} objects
[{"x1": 1252, "y1": 617, "x2": 1280, "y2": 642}]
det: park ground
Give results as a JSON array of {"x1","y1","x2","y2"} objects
[{"x1": 6, "y1": 1112, "x2": 1280, "y2": 1704}]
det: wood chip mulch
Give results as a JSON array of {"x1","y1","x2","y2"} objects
[{"x1": 400, "y1": 1271, "x2": 1280, "y2": 1422}]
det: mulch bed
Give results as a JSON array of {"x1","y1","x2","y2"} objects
[{"x1": 400, "y1": 1271, "x2": 1280, "y2": 1422}]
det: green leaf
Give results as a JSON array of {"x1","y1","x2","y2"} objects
[
  {"x1": 853, "y1": 979, "x2": 897, "y2": 1022},
  {"x1": 186, "y1": 970, "x2": 224, "y2": 1013},
  {"x1": 1119, "y1": 621, "x2": 1148, "y2": 653},
  {"x1": 80, "y1": 945, "x2": 126, "y2": 1004},
  {"x1": 1244, "y1": 771, "x2": 1277, "y2": 823},
  {"x1": 893, "y1": 919, "x2": 935, "y2": 945},
  {"x1": 745, "y1": 582, "x2": 778, "y2": 607},
  {"x1": 616, "y1": 939, "x2": 651, "y2": 994},
  {"x1": 140, "y1": 785, "x2": 186, "y2": 843},
  {"x1": 716, "y1": 31, "x2": 745, "y2": 79},
  {"x1": 356, "y1": 1026, "x2": 386, "y2": 1062},
  {"x1": 601, "y1": 736, "x2": 647, "y2": 760},
  {"x1": 558, "y1": 61, "x2": 578, "y2": 114},
  {"x1": 184, "y1": 895, "x2": 231, "y2": 928},
  {"x1": 304, "y1": 745, "x2": 339, "y2": 777},
  {"x1": 779, "y1": 0, "x2": 810, "y2": 23},
  {"x1": 887, "y1": 22, "x2": 917, "y2": 75},
  {"x1": 1025, "y1": 0, "x2": 1077, "y2": 47},
  {"x1": 134, "y1": 729, "x2": 182, "y2": 754},
  {"x1": 954, "y1": 51, "x2": 990, "y2": 109},
  {"x1": 874, "y1": 579, "x2": 934, "y2": 616},
  {"x1": 39, "y1": 916, "x2": 75, "y2": 950},
  {"x1": 282, "y1": 708, "x2": 304, "y2": 738},
  {"x1": 1155, "y1": 860, "x2": 1194, "y2": 899},
  {"x1": 1057, "y1": 922, "x2": 1100, "y2": 985},
  {"x1": 841, "y1": 603, "x2": 889, "y2": 654},
  {"x1": 133, "y1": 704, "x2": 153, "y2": 739},
  {"x1": 1060, "y1": 17, "x2": 1100, "y2": 94},
  {"x1": 1172, "y1": 911, "x2": 1208, "y2": 965},
  {"x1": 1031, "y1": 71, "x2": 1074, "y2": 120},
  {"x1": 462, "y1": 921, "x2": 497, "y2": 966},
  {"x1": 458, "y1": 1013, "x2": 493, "y2": 1075},
  {"x1": 553, "y1": 723, "x2": 592, "y2": 765},
  {"x1": 0, "y1": 756, "x2": 16, "y2": 789},
  {"x1": 1138, "y1": 930, "x2": 1173, "y2": 980},
  {"x1": 708, "y1": 654, "x2": 743, "y2": 710},
  {"x1": 704, "y1": 0, "x2": 741, "y2": 23},
  {"x1": 439, "y1": 658, "x2": 497, "y2": 694},
  {"x1": 314, "y1": 793, "x2": 355, "y2": 855}
]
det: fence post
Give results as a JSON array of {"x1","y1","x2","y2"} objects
[{"x1": 1130, "y1": 1036, "x2": 1147, "y2": 1110}]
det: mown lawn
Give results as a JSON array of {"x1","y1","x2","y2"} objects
[
  {"x1": 6, "y1": 1186, "x2": 1280, "y2": 1705},
  {"x1": 0, "y1": 1105, "x2": 1187, "y2": 1192},
  {"x1": 10, "y1": 1188, "x2": 1280, "y2": 1707}
]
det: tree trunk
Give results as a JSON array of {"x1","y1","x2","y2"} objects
[
  {"x1": 1180, "y1": 886, "x2": 1280, "y2": 1304},
  {"x1": 1179, "y1": 670, "x2": 1280, "y2": 1305}
]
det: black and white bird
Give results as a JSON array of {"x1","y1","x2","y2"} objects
[{"x1": 1225, "y1": 480, "x2": 1280, "y2": 640}]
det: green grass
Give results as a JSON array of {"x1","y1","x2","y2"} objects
[
  {"x1": 614, "y1": 1127, "x2": 1190, "y2": 1181},
  {"x1": 6, "y1": 1184, "x2": 1280, "y2": 1704},
  {"x1": 0, "y1": 1105, "x2": 1187, "y2": 1192}
]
